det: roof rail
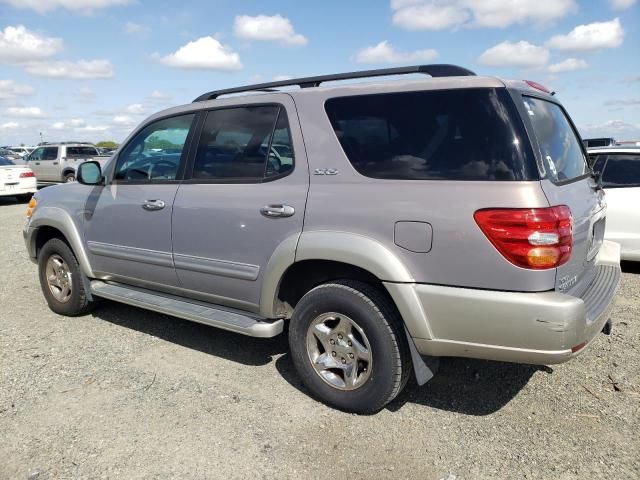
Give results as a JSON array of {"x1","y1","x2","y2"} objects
[{"x1": 193, "y1": 64, "x2": 476, "y2": 102}]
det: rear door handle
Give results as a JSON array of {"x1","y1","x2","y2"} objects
[
  {"x1": 142, "y1": 199, "x2": 166, "y2": 211},
  {"x1": 260, "y1": 204, "x2": 295, "y2": 218}
]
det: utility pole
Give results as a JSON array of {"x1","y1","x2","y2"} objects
[{"x1": 39, "y1": 132, "x2": 44, "y2": 144}]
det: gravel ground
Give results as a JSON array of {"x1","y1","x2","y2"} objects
[{"x1": 1, "y1": 196, "x2": 638, "y2": 480}]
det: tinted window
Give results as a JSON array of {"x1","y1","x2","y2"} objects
[
  {"x1": 601, "y1": 154, "x2": 640, "y2": 187},
  {"x1": 590, "y1": 155, "x2": 607, "y2": 177},
  {"x1": 192, "y1": 106, "x2": 294, "y2": 181},
  {"x1": 523, "y1": 97, "x2": 587, "y2": 182},
  {"x1": 325, "y1": 88, "x2": 536, "y2": 181},
  {"x1": 67, "y1": 146, "x2": 98, "y2": 157},
  {"x1": 114, "y1": 114, "x2": 194, "y2": 182}
]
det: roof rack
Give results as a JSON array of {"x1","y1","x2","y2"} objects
[{"x1": 193, "y1": 64, "x2": 476, "y2": 102}]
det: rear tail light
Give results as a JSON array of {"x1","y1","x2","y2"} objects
[
  {"x1": 474, "y1": 206, "x2": 573, "y2": 270},
  {"x1": 20, "y1": 171, "x2": 35, "y2": 178}
]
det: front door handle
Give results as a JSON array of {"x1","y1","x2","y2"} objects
[
  {"x1": 142, "y1": 199, "x2": 166, "y2": 211},
  {"x1": 260, "y1": 204, "x2": 295, "y2": 218}
]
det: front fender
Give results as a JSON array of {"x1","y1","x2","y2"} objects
[{"x1": 26, "y1": 206, "x2": 94, "y2": 278}]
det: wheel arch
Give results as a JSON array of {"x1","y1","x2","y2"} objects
[{"x1": 29, "y1": 206, "x2": 94, "y2": 278}]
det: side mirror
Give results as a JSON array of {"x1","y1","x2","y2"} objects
[{"x1": 77, "y1": 161, "x2": 103, "y2": 185}]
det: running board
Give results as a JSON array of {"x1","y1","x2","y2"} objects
[{"x1": 90, "y1": 281, "x2": 283, "y2": 338}]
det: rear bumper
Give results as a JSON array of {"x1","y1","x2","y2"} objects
[{"x1": 388, "y1": 240, "x2": 621, "y2": 365}]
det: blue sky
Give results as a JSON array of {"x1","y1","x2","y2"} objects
[{"x1": 0, "y1": 0, "x2": 638, "y2": 146}]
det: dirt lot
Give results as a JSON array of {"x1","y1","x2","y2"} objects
[{"x1": 1, "y1": 196, "x2": 638, "y2": 480}]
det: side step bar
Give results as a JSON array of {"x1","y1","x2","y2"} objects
[{"x1": 90, "y1": 281, "x2": 284, "y2": 338}]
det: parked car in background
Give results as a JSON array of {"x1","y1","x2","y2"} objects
[
  {"x1": 0, "y1": 155, "x2": 37, "y2": 201},
  {"x1": 25, "y1": 142, "x2": 111, "y2": 183},
  {"x1": 24, "y1": 65, "x2": 621, "y2": 413},
  {"x1": 588, "y1": 146, "x2": 640, "y2": 261},
  {"x1": 8, "y1": 146, "x2": 35, "y2": 158},
  {"x1": 584, "y1": 137, "x2": 617, "y2": 148},
  {"x1": 0, "y1": 148, "x2": 21, "y2": 161}
]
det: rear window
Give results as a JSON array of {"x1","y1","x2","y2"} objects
[
  {"x1": 325, "y1": 88, "x2": 537, "y2": 181},
  {"x1": 523, "y1": 97, "x2": 587, "y2": 183}
]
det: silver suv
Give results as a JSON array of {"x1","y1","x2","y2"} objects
[
  {"x1": 25, "y1": 142, "x2": 107, "y2": 183},
  {"x1": 23, "y1": 65, "x2": 621, "y2": 413}
]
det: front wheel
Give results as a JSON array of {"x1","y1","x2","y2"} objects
[
  {"x1": 38, "y1": 238, "x2": 94, "y2": 316},
  {"x1": 288, "y1": 280, "x2": 411, "y2": 414}
]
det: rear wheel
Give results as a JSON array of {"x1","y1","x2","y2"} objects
[
  {"x1": 289, "y1": 280, "x2": 411, "y2": 414},
  {"x1": 64, "y1": 172, "x2": 76, "y2": 182},
  {"x1": 38, "y1": 238, "x2": 93, "y2": 316}
]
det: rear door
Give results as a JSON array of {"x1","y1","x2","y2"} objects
[
  {"x1": 521, "y1": 95, "x2": 606, "y2": 292},
  {"x1": 171, "y1": 96, "x2": 308, "y2": 311},
  {"x1": 594, "y1": 152, "x2": 640, "y2": 255}
]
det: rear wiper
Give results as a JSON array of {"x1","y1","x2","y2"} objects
[{"x1": 589, "y1": 168, "x2": 604, "y2": 191}]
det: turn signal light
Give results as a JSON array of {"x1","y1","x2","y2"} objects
[
  {"x1": 474, "y1": 206, "x2": 573, "y2": 270},
  {"x1": 26, "y1": 197, "x2": 37, "y2": 218}
]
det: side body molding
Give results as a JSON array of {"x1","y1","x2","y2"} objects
[{"x1": 26, "y1": 206, "x2": 94, "y2": 278}]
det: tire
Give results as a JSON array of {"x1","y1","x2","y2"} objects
[
  {"x1": 16, "y1": 194, "x2": 32, "y2": 202},
  {"x1": 289, "y1": 280, "x2": 411, "y2": 414},
  {"x1": 38, "y1": 238, "x2": 94, "y2": 316},
  {"x1": 64, "y1": 172, "x2": 76, "y2": 182}
]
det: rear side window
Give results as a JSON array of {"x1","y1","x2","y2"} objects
[
  {"x1": 325, "y1": 88, "x2": 536, "y2": 181},
  {"x1": 523, "y1": 96, "x2": 587, "y2": 183},
  {"x1": 598, "y1": 154, "x2": 640, "y2": 187},
  {"x1": 67, "y1": 146, "x2": 98, "y2": 157},
  {"x1": 192, "y1": 105, "x2": 294, "y2": 181}
]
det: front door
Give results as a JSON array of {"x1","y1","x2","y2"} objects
[
  {"x1": 84, "y1": 113, "x2": 196, "y2": 288},
  {"x1": 27, "y1": 146, "x2": 59, "y2": 181},
  {"x1": 171, "y1": 97, "x2": 308, "y2": 312}
]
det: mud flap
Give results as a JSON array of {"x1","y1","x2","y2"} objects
[{"x1": 404, "y1": 327, "x2": 439, "y2": 386}]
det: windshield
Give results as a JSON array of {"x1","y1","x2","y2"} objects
[{"x1": 523, "y1": 96, "x2": 587, "y2": 182}]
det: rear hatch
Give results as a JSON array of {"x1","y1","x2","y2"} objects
[
  {"x1": 521, "y1": 94, "x2": 606, "y2": 294},
  {"x1": 0, "y1": 165, "x2": 23, "y2": 192}
]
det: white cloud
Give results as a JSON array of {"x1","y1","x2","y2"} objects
[
  {"x1": 112, "y1": 115, "x2": 135, "y2": 126},
  {"x1": 124, "y1": 103, "x2": 145, "y2": 114},
  {"x1": 478, "y1": 41, "x2": 549, "y2": 68},
  {"x1": 273, "y1": 75, "x2": 292, "y2": 81},
  {"x1": 0, "y1": 25, "x2": 62, "y2": 63},
  {"x1": 69, "y1": 118, "x2": 85, "y2": 126},
  {"x1": 76, "y1": 125, "x2": 109, "y2": 132},
  {"x1": 149, "y1": 90, "x2": 170, "y2": 99},
  {"x1": 356, "y1": 41, "x2": 438, "y2": 64},
  {"x1": 125, "y1": 21, "x2": 148, "y2": 34},
  {"x1": 157, "y1": 36, "x2": 242, "y2": 71},
  {"x1": 546, "y1": 18, "x2": 624, "y2": 52},
  {"x1": 0, "y1": 79, "x2": 34, "y2": 100},
  {"x1": 52, "y1": 121, "x2": 65, "y2": 129},
  {"x1": 392, "y1": 3, "x2": 469, "y2": 30},
  {"x1": 391, "y1": 0, "x2": 577, "y2": 30},
  {"x1": 234, "y1": 14, "x2": 307, "y2": 46},
  {"x1": 580, "y1": 119, "x2": 640, "y2": 139},
  {"x1": 547, "y1": 58, "x2": 589, "y2": 73},
  {"x1": 24, "y1": 59, "x2": 114, "y2": 79},
  {"x1": 0, "y1": 121, "x2": 19, "y2": 130},
  {"x1": 609, "y1": 0, "x2": 636, "y2": 10},
  {"x1": 5, "y1": 106, "x2": 45, "y2": 117},
  {"x1": 78, "y1": 87, "x2": 96, "y2": 102},
  {"x1": 0, "y1": 0, "x2": 130, "y2": 13}
]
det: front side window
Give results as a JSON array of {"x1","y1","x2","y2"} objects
[
  {"x1": 114, "y1": 114, "x2": 195, "y2": 182},
  {"x1": 29, "y1": 147, "x2": 58, "y2": 161},
  {"x1": 192, "y1": 106, "x2": 294, "y2": 181},
  {"x1": 601, "y1": 154, "x2": 640, "y2": 187},
  {"x1": 325, "y1": 88, "x2": 536, "y2": 181},
  {"x1": 523, "y1": 96, "x2": 587, "y2": 183}
]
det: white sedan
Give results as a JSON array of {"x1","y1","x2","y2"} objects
[
  {"x1": 0, "y1": 155, "x2": 37, "y2": 201},
  {"x1": 588, "y1": 147, "x2": 640, "y2": 261}
]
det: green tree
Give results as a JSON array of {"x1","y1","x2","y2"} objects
[{"x1": 96, "y1": 141, "x2": 120, "y2": 148}]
